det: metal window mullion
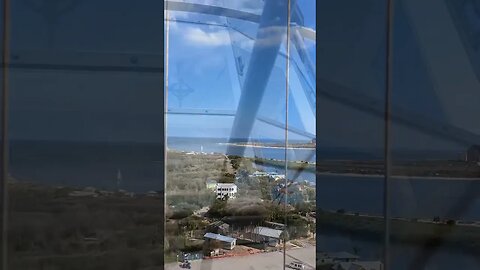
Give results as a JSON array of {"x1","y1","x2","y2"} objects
[{"x1": 383, "y1": 0, "x2": 395, "y2": 269}]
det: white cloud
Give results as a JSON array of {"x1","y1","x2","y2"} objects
[
  {"x1": 183, "y1": 27, "x2": 231, "y2": 46},
  {"x1": 180, "y1": 25, "x2": 287, "y2": 48}
]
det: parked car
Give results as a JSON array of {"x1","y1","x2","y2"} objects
[{"x1": 288, "y1": 261, "x2": 305, "y2": 270}]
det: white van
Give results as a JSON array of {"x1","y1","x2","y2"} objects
[{"x1": 289, "y1": 261, "x2": 305, "y2": 270}]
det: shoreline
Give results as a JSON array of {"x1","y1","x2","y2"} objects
[{"x1": 218, "y1": 142, "x2": 315, "y2": 150}]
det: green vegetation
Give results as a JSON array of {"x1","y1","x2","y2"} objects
[
  {"x1": 252, "y1": 157, "x2": 315, "y2": 173},
  {"x1": 166, "y1": 151, "x2": 231, "y2": 194},
  {"x1": 219, "y1": 172, "x2": 235, "y2": 183},
  {"x1": 8, "y1": 183, "x2": 165, "y2": 270},
  {"x1": 228, "y1": 155, "x2": 243, "y2": 171}
]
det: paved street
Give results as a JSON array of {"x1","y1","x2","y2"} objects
[{"x1": 165, "y1": 246, "x2": 315, "y2": 270}]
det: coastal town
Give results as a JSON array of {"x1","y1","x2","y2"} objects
[
  {"x1": 164, "y1": 150, "x2": 387, "y2": 270},
  {"x1": 164, "y1": 149, "x2": 315, "y2": 268}
]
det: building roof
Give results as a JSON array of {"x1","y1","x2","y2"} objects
[
  {"x1": 253, "y1": 226, "x2": 283, "y2": 239},
  {"x1": 209, "y1": 221, "x2": 230, "y2": 229},
  {"x1": 216, "y1": 183, "x2": 237, "y2": 188},
  {"x1": 264, "y1": 221, "x2": 286, "y2": 229},
  {"x1": 204, "y1": 233, "x2": 236, "y2": 243}
]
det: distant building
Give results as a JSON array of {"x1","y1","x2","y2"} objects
[
  {"x1": 206, "y1": 179, "x2": 218, "y2": 190},
  {"x1": 204, "y1": 232, "x2": 236, "y2": 250},
  {"x1": 251, "y1": 171, "x2": 269, "y2": 177},
  {"x1": 268, "y1": 172, "x2": 285, "y2": 181},
  {"x1": 252, "y1": 226, "x2": 283, "y2": 246},
  {"x1": 215, "y1": 183, "x2": 237, "y2": 200},
  {"x1": 466, "y1": 145, "x2": 480, "y2": 163}
]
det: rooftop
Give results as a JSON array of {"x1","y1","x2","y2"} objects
[
  {"x1": 253, "y1": 226, "x2": 283, "y2": 239},
  {"x1": 204, "y1": 233, "x2": 236, "y2": 243},
  {"x1": 264, "y1": 221, "x2": 286, "y2": 229},
  {"x1": 216, "y1": 183, "x2": 237, "y2": 187}
]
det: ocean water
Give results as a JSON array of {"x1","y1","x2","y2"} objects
[{"x1": 9, "y1": 140, "x2": 165, "y2": 192}]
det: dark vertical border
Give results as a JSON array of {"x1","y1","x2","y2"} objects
[
  {"x1": 0, "y1": 0, "x2": 9, "y2": 269},
  {"x1": 384, "y1": 0, "x2": 394, "y2": 269}
]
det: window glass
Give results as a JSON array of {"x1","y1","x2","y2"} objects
[
  {"x1": 165, "y1": 0, "x2": 316, "y2": 269},
  {"x1": 316, "y1": 1, "x2": 387, "y2": 269},
  {"x1": 285, "y1": 0, "x2": 316, "y2": 267},
  {"x1": 7, "y1": 1, "x2": 164, "y2": 269},
  {"x1": 390, "y1": 1, "x2": 480, "y2": 269}
]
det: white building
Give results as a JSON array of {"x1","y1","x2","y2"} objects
[
  {"x1": 215, "y1": 183, "x2": 237, "y2": 199},
  {"x1": 268, "y1": 172, "x2": 285, "y2": 181},
  {"x1": 251, "y1": 171, "x2": 269, "y2": 177}
]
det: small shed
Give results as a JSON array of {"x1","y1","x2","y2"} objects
[
  {"x1": 204, "y1": 232, "x2": 236, "y2": 250},
  {"x1": 252, "y1": 226, "x2": 283, "y2": 246}
]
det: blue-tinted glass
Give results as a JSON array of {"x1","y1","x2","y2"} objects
[
  {"x1": 316, "y1": 1, "x2": 387, "y2": 269},
  {"x1": 7, "y1": 1, "x2": 164, "y2": 269},
  {"x1": 390, "y1": 1, "x2": 480, "y2": 269}
]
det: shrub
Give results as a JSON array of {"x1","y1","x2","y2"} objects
[{"x1": 170, "y1": 209, "x2": 193, "y2": 220}]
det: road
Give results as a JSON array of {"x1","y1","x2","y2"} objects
[{"x1": 165, "y1": 246, "x2": 315, "y2": 270}]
